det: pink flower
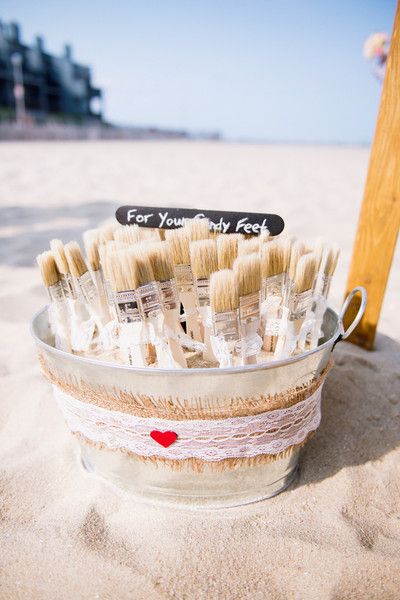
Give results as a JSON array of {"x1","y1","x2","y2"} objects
[{"x1": 363, "y1": 32, "x2": 389, "y2": 60}]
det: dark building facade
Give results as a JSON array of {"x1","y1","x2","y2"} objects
[{"x1": 0, "y1": 21, "x2": 102, "y2": 121}]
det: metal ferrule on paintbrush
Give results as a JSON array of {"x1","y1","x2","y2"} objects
[
  {"x1": 47, "y1": 280, "x2": 65, "y2": 304},
  {"x1": 113, "y1": 289, "x2": 141, "y2": 324},
  {"x1": 158, "y1": 278, "x2": 180, "y2": 312},
  {"x1": 195, "y1": 277, "x2": 210, "y2": 307},
  {"x1": 212, "y1": 309, "x2": 240, "y2": 343},
  {"x1": 60, "y1": 272, "x2": 75, "y2": 298},
  {"x1": 174, "y1": 263, "x2": 195, "y2": 294},
  {"x1": 136, "y1": 281, "x2": 163, "y2": 320},
  {"x1": 288, "y1": 288, "x2": 314, "y2": 331},
  {"x1": 75, "y1": 270, "x2": 98, "y2": 307}
]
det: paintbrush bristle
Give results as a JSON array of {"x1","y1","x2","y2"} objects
[
  {"x1": 233, "y1": 253, "x2": 261, "y2": 296},
  {"x1": 124, "y1": 248, "x2": 154, "y2": 290},
  {"x1": 146, "y1": 241, "x2": 174, "y2": 281},
  {"x1": 210, "y1": 269, "x2": 239, "y2": 313},
  {"x1": 107, "y1": 250, "x2": 128, "y2": 292},
  {"x1": 276, "y1": 237, "x2": 293, "y2": 272},
  {"x1": 259, "y1": 228, "x2": 270, "y2": 243},
  {"x1": 140, "y1": 227, "x2": 161, "y2": 241},
  {"x1": 98, "y1": 224, "x2": 117, "y2": 245},
  {"x1": 189, "y1": 239, "x2": 218, "y2": 279},
  {"x1": 100, "y1": 239, "x2": 127, "y2": 284},
  {"x1": 64, "y1": 241, "x2": 88, "y2": 278},
  {"x1": 294, "y1": 253, "x2": 318, "y2": 293},
  {"x1": 184, "y1": 218, "x2": 211, "y2": 241},
  {"x1": 49, "y1": 239, "x2": 69, "y2": 274},
  {"x1": 238, "y1": 237, "x2": 260, "y2": 256},
  {"x1": 289, "y1": 240, "x2": 305, "y2": 281},
  {"x1": 83, "y1": 229, "x2": 101, "y2": 271},
  {"x1": 261, "y1": 241, "x2": 284, "y2": 278},
  {"x1": 114, "y1": 224, "x2": 142, "y2": 245},
  {"x1": 216, "y1": 234, "x2": 242, "y2": 269},
  {"x1": 165, "y1": 228, "x2": 191, "y2": 265},
  {"x1": 105, "y1": 239, "x2": 127, "y2": 254},
  {"x1": 309, "y1": 238, "x2": 324, "y2": 271},
  {"x1": 98, "y1": 244, "x2": 109, "y2": 279},
  {"x1": 324, "y1": 245, "x2": 340, "y2": 277},
  {"x1": 37, "y1": 251, "x2": 60, "y2": 288}
]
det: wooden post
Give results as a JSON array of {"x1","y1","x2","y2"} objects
[{"x1": 344, "y1": 1, "x2": 400, "y2": 349}]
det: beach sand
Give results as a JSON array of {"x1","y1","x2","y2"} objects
[{"x1": 0, "y1": 141, "x2": 399, "y2": 599}]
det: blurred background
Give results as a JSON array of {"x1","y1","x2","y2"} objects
[
  {"x1": 0, "y1": 0, "x2": 398, "y2": 339},
  {"x1": 0, "y1": 0, "x2": 395, "y2": 141}
]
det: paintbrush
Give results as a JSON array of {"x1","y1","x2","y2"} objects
[
  {"x1": 321, "y1": 245, "x2": 340, "y2": 299},
  {"x1": 98, "y1": 243, "x2": 116, "y2": 315},
  {"x1": 37, "y1": 251, "x2": 72, "y2": 352},
  {"x1": 50, "y1": 239, "x2": 75, "y2": 298},
  {"x1": 147, "y1": 242, "x2": 187, "y2": 368},
  {"x1": 189, "y1": 239, "x2": 218, "y2": 362},
  {"x1": 107, "y1": 249, "x2": 147, "y2": 366},
  {"x1": 233, "y1": 253, "x2": 262, "y2": 365},
  {"x1": 210, "y1": 269, "x2": 240, "y2": 367},
  {"x1": 64, "y1": 241, "x2": 107, "y2": 325},
  {"x1": 260, "y1": 241, "x2": 287, "y2": 353},
  {"x1": 165, "y1": 228, "x2": 203, "y2": 342},
  {"x1": 283, "y1": 253, "x2": 318, "y2": 357},
  {"x1": 124, "y1": 247, "x2": 178, "y2": 368},
  {"x1": 64, "y1": 241, "x2": 105, "y2": 352},
  {"x1": 216, "y1": 233, "x2": 243, "y2": 270},
  {"x1": 310, "y1": 244, "x2": 340, "y2": 349},
  {"x1": 297, "y1": 239, "x2": 324, "y2": 351},
  {"x1": 83, "y1": 229, "x2": 112, "y2": 324}
]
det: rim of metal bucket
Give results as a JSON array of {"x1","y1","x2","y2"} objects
[{"x1": 30, "y1": 286, "x2": 367, "y2": 377}]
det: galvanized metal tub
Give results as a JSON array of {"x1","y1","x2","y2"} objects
[{"x1": 31, "y1": 287, "x2": 366, "y2": 508}]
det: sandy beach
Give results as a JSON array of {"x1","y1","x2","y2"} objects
[{"x1": 0, "y1": 141, "x2": 399, "y2": 599}]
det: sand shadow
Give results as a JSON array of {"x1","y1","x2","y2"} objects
[
  {"x1": 298, "y1": 332, "x2": 400, "y2": 486},
  {"x1": 0, "y1": 201, "x2": 118, "y2": 267}
]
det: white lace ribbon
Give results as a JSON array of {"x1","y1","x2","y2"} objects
[{"x1": 53, "y1": 383, "x2": 323, "y2": 461}]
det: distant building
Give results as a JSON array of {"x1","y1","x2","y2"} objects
[{"x1": 0, "y1": 21, "x2": 102, "y2": 122}]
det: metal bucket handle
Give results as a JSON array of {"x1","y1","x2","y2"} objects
[{"x1": 334, "y1": 286, "x2": 367, "y2": 347}]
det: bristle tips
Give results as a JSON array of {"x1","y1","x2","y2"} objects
[
  {"x1": 189, "y1": 239, "x2": 218, "y2": 279},
  {"x1": 210, "y1": 270, "x2": 239, "y2": 313},
  {"x1": 64, "y1": 241, "x2": 88, "y2": 279},
  {"x1": 37, "y1": 251, "x2": 60, "y2": 287},
  {"x1": 233, "y1": 253, "x2": 261, "y2": 296}
]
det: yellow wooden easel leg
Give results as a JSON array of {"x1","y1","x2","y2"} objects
[{"x1": 344, "y1": 1, "x2": 400, "y2": 349}]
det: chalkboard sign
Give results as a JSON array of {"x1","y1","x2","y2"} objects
[{"x1": 116, "y1": 206, "x2": 284, "y2": 236}]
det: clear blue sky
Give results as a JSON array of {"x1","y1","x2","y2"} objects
[{"x1": 1, "y1": 0, "x2": 396, "y2": 143}]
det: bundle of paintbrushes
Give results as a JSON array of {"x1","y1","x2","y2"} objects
[{"x1": 36, "y1": 218, "x2": 340, "y2": 369}]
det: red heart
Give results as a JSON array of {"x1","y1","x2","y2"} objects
[{"x1": 150, "y1": 430, "x2": 177, "y2": 448}]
